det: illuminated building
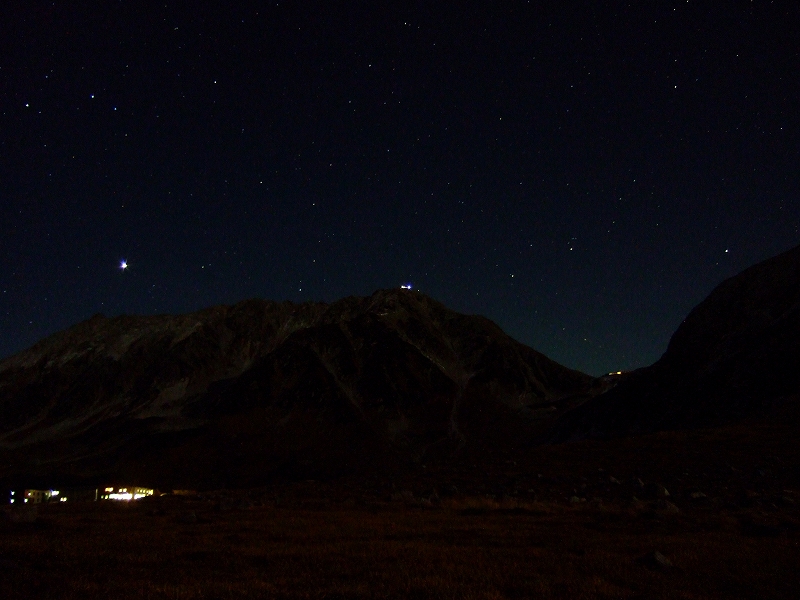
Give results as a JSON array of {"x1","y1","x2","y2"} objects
[
  {"x1": 99, "y1": 486, "x2": 154, "y2": 501},
  {"x1": 6, "y1": 486, "x2": 155, "y2": 504},
  {"x1": 12, "y1": 489, "x2": 64, "y2": 504}
]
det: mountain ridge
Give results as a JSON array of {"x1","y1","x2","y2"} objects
[{"x1": 0, "y1": 288, "x2": 592, "y2": 488}]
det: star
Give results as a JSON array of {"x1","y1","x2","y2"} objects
[{"x1": 120, "y1": 260, "x2": 128, "y2": 271}]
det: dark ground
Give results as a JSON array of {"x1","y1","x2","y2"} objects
[{"x1": 2, "y1": 399, "x2": 799, "y2": 599}]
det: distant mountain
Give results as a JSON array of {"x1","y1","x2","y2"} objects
[
  {"x1": 552, "y1": 244, "x2": 800, "y2": 441},
  {"x1": 0, "y1": 289, "x2": 591, "y2": 488}
]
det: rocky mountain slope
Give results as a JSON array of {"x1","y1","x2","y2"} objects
[
  {"x1": 553, "y1": 243, "x2": 800, "y2": 441},
  {"x1": 0, "y1": 289, "x2": 591, "y2": 488}
]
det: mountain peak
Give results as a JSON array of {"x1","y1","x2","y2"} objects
[{"x1": 0, "y1": 291, "x2": 591, "y2": 488}]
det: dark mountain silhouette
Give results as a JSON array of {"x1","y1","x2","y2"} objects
[
  {"x1": 552, "y1": 244, "x2": 800, "y2": 441},
  {"x1": 0, "y1": 289, "x2": 591, "y2": 488}
]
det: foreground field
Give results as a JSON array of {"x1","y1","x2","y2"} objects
[
  {"x1": 4, "y1": 404, "x2": 800, "y2": 599},
  {"x1": 1, "y1": 489, "x2": 799, "y2": 600}
]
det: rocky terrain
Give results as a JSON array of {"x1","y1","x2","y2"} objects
[
  {"x1": 2, "y1": 243, "x2": 799, "y2": 495},
  {"x1": 0, "y1": 289, "x2": 591, "y2": 489}
]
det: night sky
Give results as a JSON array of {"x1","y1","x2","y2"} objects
[{"x1": 1, "y1": 2, "x2": 798, "y2": 376}]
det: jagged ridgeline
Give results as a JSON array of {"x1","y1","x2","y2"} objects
[{"x1": 0, "y1": 289, "x2": 592, "y2": 488}]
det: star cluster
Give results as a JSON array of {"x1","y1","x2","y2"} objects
[{"x1": 1, "y1": 1, "x2": 798, "y2": 375}]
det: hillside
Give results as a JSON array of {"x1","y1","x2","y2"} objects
[
  {"x1": 0, "y1": 289, "x2": 591, "y2": 488},
  {"x1": 552, "y1": 243, "x2": 800, "y2": 440}
]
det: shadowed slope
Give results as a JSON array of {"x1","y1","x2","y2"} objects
[
  {"x1": 552, "y1": 244, "x2": 800, "y2": 441},
  {"x1": 0, "y1": 289, "x2": 591, "y2": 488}
]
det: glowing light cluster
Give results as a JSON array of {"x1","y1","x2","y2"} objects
[
  {"x1": 100, "y1": 486, "x2": 154, "y2": 501},
  {"x1": 108, "y1": 493, "x2": 133, "y2": 500}
]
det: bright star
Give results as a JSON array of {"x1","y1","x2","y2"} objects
[{"x1": 120, "y1": 260, "x2": 128, "y2": 271}]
